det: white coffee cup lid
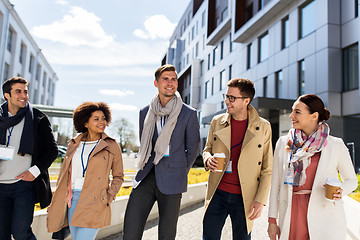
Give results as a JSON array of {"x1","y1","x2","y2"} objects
[
  {"x1": 213, "y1": 153, "x2": 225, "y2": 158},
  {"x1": 325, "y1": 177, "x2": 342, "y2": 187}
]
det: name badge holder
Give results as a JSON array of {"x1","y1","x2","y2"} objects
[{"x1": 0, "y1": 126, "x2": 15, "y2": 161}]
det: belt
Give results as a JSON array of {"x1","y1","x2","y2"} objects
[{"x1": 293, "y1": 189, "x2": 312, "y2": 195}]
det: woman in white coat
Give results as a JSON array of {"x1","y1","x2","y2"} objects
[{"x1": 267, "y1": 94, "x2": 357, "y2": 240}]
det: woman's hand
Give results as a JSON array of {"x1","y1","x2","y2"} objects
[
  {"x1": 333, "y1": 188, "x2": 343, "y2": 200},
  {"x1": 268, "y1": 223, "x2": 280, "y2": 240}
]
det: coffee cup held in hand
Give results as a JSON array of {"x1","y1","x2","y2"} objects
[
  {"x1": 325, "y1": 177, "x2": 341, "y2": 200},
  {"x1": 213, "y1": 153, "x2": 226, "y2": 172}
]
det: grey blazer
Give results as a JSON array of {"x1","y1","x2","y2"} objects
[{"x1": 135, "y1": 103, "x2": 200, "y2": 194}]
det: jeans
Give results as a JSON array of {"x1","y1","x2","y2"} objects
[
  {"x1": 0, "y1": 180, "x2": 37, "y2": 240},
  {"x1": 123, "y1": 169, "x2": 182, "y2": 240},
  {"x1": 203, "y1": 189, "x2": 251, "y2": 240},
  {"x1": 68, "y1": 190, "x2": 99, "y2": 240}
]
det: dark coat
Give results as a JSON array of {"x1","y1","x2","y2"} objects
[{"x1": 32, "y1": 108, "x2": 58, "y2": 208}]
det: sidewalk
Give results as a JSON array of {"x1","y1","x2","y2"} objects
[{"x1": 101, "y1": 201, "x2": 269, "y2": 240}]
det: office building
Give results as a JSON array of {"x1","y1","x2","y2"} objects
[
  {"x1": 162, "y1": 0, "x2": 360, "y2": 171},
  {"x1": 0, "y1": 0, "x2": 58, "y2": 105}
]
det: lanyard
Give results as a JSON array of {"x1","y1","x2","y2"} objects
[
  {"x1": 230, "y1": 120, "x2": 248, "y2": 150},
  {"x1": 6, "y1": 126, "x2": 14, "y2": 147},
  {"x1": 81, "y1": 135, "x2": 101, "y2": 177}
]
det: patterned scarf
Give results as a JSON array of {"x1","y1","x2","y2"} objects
[{"x1": 284, "y1": 122, "x2": 329, "y2": 186}]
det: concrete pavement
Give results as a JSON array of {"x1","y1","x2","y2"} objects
[{"x1": 100, "y1": 201, "x2": 269, "y2": 240}]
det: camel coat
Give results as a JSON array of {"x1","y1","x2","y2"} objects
[
  {"x1": 203, "y1": 105, "x2": 273, "y2": 233},
  {"x1": 47, "y1": 133, "x2": 124, "y2": 232},
  {"x1": 268, "y1": 135, "x2": 357, "y2": 240}
]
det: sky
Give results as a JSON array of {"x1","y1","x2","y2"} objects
[{"x1": 10, "y1": 0, "x2": 191, "y2": 142}]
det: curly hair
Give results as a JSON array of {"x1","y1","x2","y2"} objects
[{"x1": 73, "y1": 102, "x2": 112, "y2": 133}]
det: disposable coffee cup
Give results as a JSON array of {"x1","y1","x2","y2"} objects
[
  {"x1": 325, "y1": 177, "x2": 341, "y2": 200},
  {"x1": 213, "y1": 153, "x2": 226, "y2": 172}
]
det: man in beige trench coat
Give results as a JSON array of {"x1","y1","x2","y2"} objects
[{"x1": 202, "y1": 78, "x2": 273, "y2": 240}]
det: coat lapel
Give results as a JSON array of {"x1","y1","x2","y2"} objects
[{"x1": 214, "y1": 114, "x2": 231, "y2": 154}]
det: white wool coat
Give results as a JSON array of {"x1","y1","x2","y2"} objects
[{"x1": 268, "y1": 135, "x2": 357, "y2": 240}]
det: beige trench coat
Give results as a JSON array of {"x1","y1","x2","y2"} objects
[
  {"x1": 203, "y1": 105, "x2": 273, "y2": 234},
  {"x1": 47, "y1": 132, "x2": 124, "y2": 232}
]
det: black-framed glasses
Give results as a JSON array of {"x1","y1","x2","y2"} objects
[{"x1": 222, "y1": 94, "x2": 248, "y2": 103}]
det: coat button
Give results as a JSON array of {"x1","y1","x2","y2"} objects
[
  {"x1": 258, "y1": 144, "x2": 262, "y2": 148},
  {"x1": 256, "y1": 127, "x2": 259, "y2": 130},
  {"x1": 257, "y1": 177, "x2": 260, "y2": 181},
  {"x1": 214, "y1": 137, "x2": 217, "y2": 141},
  {"x1": 258, "y1": 161, "x2": 261, "y2": 165},
  {"x1": 107, "y1": 203, "x2": 109, "y2": 206}
]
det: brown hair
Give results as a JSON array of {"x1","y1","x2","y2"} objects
[
  {"x1": 299, "y1": 94, "x2": 330, "y2": 122},
  {"x1": 73, "y1": 102, "x2": 111, "y2": 133},
  {"x1": 2, "y1": 77, "x2": 28, "y2": 100},
  {"x1": 227, "y1": 78, "x2": 255, "y2": 102},
  {"x1": 154, "y1": 64, "x2": 177, "y2": 80}
]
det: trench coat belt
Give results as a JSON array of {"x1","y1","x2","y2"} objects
[{"x1": 293, "y1": 189, "x2": 312, "y2": 195}]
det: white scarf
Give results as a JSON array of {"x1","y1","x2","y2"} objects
[{"x1": 135, "y1": 92, "x2": 183, "y2": 170}]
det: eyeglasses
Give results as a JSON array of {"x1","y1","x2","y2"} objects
[{"x1": 222, "y1": 94, "x2": 248, "y2": 103}]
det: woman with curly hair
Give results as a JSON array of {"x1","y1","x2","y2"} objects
[{"x1": 47, "y1": 102, "x2": 124, "y2": 240}]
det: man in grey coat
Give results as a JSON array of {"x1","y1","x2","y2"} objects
[{"x1": 123, "y1": 64, "x2": 200, "y2": 240}]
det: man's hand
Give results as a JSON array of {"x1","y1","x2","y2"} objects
[
  {"x1": 267, "y1": 223, "x2": 280, "y2": 240},
  {"x1": 206, "y1": 156, "x2": 218, "y2": 172},
  {"x1": 248, "y1": 201, "x2": 264, "y2": 220},
  {"x1": 16, "y1": 170, "x2": 35, "y2": 181}
]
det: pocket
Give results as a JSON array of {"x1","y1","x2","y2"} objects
[{"x1": 100, "y1": 189, "x2": 108, "y2": 206}]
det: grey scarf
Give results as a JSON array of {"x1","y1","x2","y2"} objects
[{"x1": 136, "y1": 92, "x2": 183, "y2": 170}]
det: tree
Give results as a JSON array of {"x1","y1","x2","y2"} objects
[{"x1": 110, "y1": 118, "x2": 137, "y2": 152}]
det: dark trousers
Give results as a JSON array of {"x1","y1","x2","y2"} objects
[
  {"x1": 0, "y1": 180, "x2": 36, "y2": 240},
  {"x1": 123, "y1": 169, "x2": 182, "y2": 240},
  {"x1": 203, "y1": 189, "x2": 251, "y2": 240}
]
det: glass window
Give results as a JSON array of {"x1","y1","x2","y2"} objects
[
  {"x1": 211, "y1": 77, "x2": 214, "y2": 95},
  {"x1": 19, "y1": 43, "x2": 25, "y2": 64},
  {"x1": 202, "y1": 11, "x2": 206, "y2": 27},
  {"x1": 221, "y1": 7, "x2": 228, "y2": 21},
  {"x1": 229, "y1": 65, "x2": 232, "y2": 80},
  {"x1": 213, "y1": 46, "x2": 220, "y2": 66},
  {"x1": 263, "y1": 77, "x2": 267, "y2": 97},
  {"x1": 3, "y1": 63, "x2": 9, "y2": 82},
  {"x1": 192, "y1": 26, "x2": 195, "y2": 40},
  {"x1": 300, "y1": 0, "x2": 316, "y2": 38},
  {"x1": 220, "y1": 41, "x2": 224, "y2": 60},
  {"x1": 298, "y1": 60, "x2": 305, "y2": 95},
  {"x1": 281, "y1": 16, "x2": 289, "y2": 49},
  {"x1": 36, "y1": 64, "x2": 41, "y2": 81},
  {"x1": 220, "y1": 69, "x2": 226, "y2": 90},
  {"x1": 343, "y1": 43, "x2": 359, "y2": 91},
  {"x1": 229, "y1": 33, "x2": 233, "y2": 52},
  {"x1": 247, "y1": 43, "x2": 252, "y2": 69},
  {"x1": 29, "y1": 54, "x2": 34, "y2": 73},
  {"x1": 7, "y1": 28, "x2": 13, "y2": 52},
  {"x1": 259, "y1": 0, "x2": 264, "y2": 10},
  {"x1": 276, "y1": 70, "x2": 283, "y2": 98},
  {"x1": 208, "y1": 54, "x2": 211, "y2": 70},
  {"x1": 355, "y1": 0, "x2": 359, "y2": 18},
  {"x1": 205, "y1": 81, "x2": 209, "y2": 99},
  {"x1": 195, "y1": 42, "x2": 199, "y2": 58},
  {"x1": 258, "y1": 32, "x2": 269, "y2": 63}
]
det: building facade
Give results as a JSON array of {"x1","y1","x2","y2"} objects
[
  {"x1": 0, "y1": 0, "x2": 58, "y2": 105},
  {"x1": 162, "y1": 0, "x2": 360, "y2": 171}
]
